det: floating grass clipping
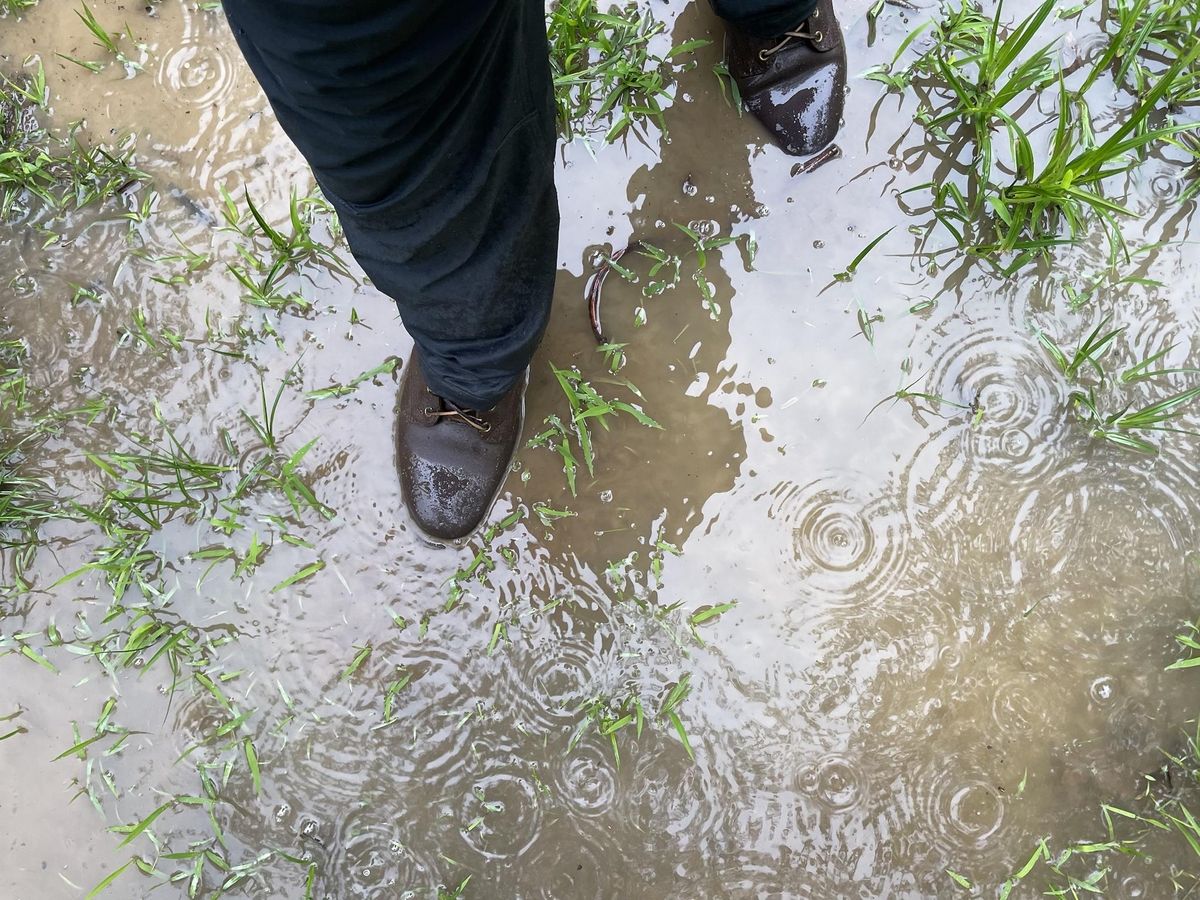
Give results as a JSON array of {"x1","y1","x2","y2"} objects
[
  {"x1": 547, "y1": 0, "x2": 709, "y2": 142},
  {"x1": 72, "y1": 2, "x2": 145, "y2": 75},
  {"x1": 528, "y1": 363, "x2": 660, "y2": 496},
  {"x1": 833, "y1": 227, "x2": 895, "y2": 284},
  {"x1": 306, "y1": 356, "x2": 399, "y2": 400},
  {"x1": 1036, "y1": 316, "x2": 1200, "y2": 453}
]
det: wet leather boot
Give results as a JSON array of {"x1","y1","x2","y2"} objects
[
  {"x1": 395, "y1": 353, "x2": 525, "y2": 544},
  {"x1": 724, "y1": 0, "x2": 846, "y2": 156}
]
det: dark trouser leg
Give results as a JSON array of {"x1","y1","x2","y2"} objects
[
  {"x1": 709, "y1": 0, "x2": 819, "y2": 37},
  {"x1": 222, "y1": 0, "x2": 558, "y2": 410}
]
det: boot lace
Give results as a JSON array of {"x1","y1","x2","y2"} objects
[
  {"x1": 425, "y1": 391, "x2": 492, "y2": 433},
  {"x1": 759, "y1": 10, "x2": 824, "y2": 60}
]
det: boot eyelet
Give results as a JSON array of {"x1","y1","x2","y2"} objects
[
  {"x1": 812, "y1": 9, "x2": 820, "y2": 18},
  {"x1": 813, "y1": 30, "x2": 824, "y2": 42},
  {"x1": 758, "y1": 49, "x2": 771, "y2": 61},
  {"x1": 481, "y1": 423, "x2": 493, "y2": 434},
  {"x1": 423, "y1": 407, "x2": 435, "y2": 416}
]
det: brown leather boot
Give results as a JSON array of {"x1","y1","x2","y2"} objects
[
  {"x1": 725, "y1": 0, "x2": 846, "y2": 156},
  {"x1": 394, "y1": 352, "x2": 525, "y2": 544}
]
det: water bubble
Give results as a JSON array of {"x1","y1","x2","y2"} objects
[
  {"x1": 321, "y1": 809, "x2": 438, "y2": 897},
  {"x1": 1090, "y1": 676, "x2": 1116, "y2": 703},
  {"x1": 1119, "y1": 874, "x2": 1147, "y2": 897},
  {"x1": 947, "y1": 781, "x2": 1005, "y2": 842},
  {"x1": 681, "y1": 175, "x2": 698, "y2": 197},
  {"x1": 813, "y1": 239, "x2": 825, "y2": 249}
]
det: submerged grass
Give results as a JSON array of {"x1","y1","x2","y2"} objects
[{"x1": 70, "y1": 2, "x2": 146, "y2": 75}]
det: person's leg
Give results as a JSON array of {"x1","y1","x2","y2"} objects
[
  {"x1": 709, "y1": 0, "x2": 818, "y2": 38},
  {"x1": 713, "y1": 0, "x2": 846, "y2": 156},
  {"x1": 222, "y1": 0, "x2": 557, "y2": 410},
  {"x1": 223, "y1": 0, "x2": 556, "y2": 541}
]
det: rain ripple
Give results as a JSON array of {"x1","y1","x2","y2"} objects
[
  {"x1": 921, "y1": 323, "x2": 1069, "y2": 480},
  {"x1": 618, "y1": 746, "x2": 725, "y2": 850},
  {"x1": 898, "y1": 758, "x2": 1012, "y2": 871},
  {"x1": 313, "y1": 807, "x2": 440, "y2": 899},
  {"x1": 456, "y1": 766, "x2": 544, "y2": 861},
  {"x1": 762, "y1": 476, "x2": 910, "y2": 612}
]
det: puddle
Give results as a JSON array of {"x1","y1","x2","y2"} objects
[{"x1": 2, "y1": 0, "x2": 1200, "y2": 897}]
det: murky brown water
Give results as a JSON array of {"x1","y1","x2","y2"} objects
[{"x1": 3, "y1": 0, "x2": 1200, "y2": 897}]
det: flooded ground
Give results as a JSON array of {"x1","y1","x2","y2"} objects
[{"x1": 2, "y1": 0, "x2": 1200, "y2": 897}]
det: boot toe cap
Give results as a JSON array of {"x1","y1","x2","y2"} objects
[
  {"x1": 744, "y1": 55, "x2": 846, "y2": 156},
  {"x1": 402, "y1": 453, "x2": 501, "y2": 543}
]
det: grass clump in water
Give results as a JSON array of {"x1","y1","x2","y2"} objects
[
  {"x1": 219, "y1": 187, "x2": 349, "y2": 314},
  {"x1": 1036, "y1": 316, "x2": 1200, "y2": 453},
  {"x1": 871, "y1": 0, "x2": 1200, "y2": 269},
  {"x1": 65, "y1": 2, "x2": 147, "y2": 76},
  {"x1": 528, "y1": 363, "x2": 660, "y2": 496},
  {"x1": 1, "y1": 73, "x2": 147, "y2": 222},
  {"x1": 547, "y1": 0, "x2": 709, "y2": 143}
]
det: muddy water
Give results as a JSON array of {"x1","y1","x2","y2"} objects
[{"x1": 3, "y1": 0, "x2": 1200, "y2": 897}]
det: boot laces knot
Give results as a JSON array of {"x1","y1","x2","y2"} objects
[
  {"x1": 425, "y1": 392, "x2": 492, "y2": 433},
  {"x1": 759, "y1": 20, "x2": 823, "y2": 61}
]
